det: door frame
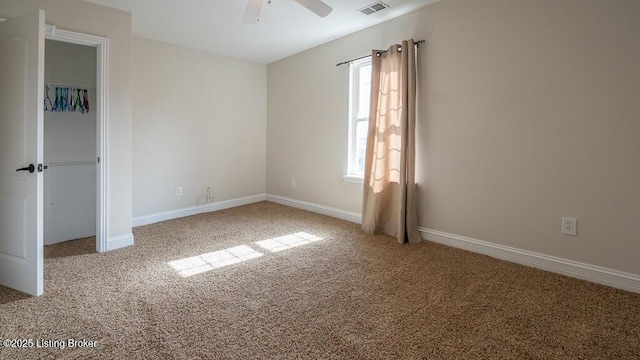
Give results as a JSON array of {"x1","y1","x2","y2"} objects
[{"x1": 45, "y1": 25, "x2": 108, "y2": 253}]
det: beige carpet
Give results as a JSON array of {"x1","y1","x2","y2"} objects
[{"x1": 1, "y1": 201, "x2": 639, "y2": 359}]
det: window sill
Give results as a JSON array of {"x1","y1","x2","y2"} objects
[{"x1": 343, "y1": 175, "x2": 364, "y2": 184}]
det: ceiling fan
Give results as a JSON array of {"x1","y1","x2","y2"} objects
[{"x1": 243, "y1": 0, "x2": 333, "y2": 23}]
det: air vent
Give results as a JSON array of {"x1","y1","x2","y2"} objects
[{"x1": 359, "y1": 1, "x2": 389, "y2": 15}]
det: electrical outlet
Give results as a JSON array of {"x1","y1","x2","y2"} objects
[
  {"x1": 562, "y1": 217, "x2": 577, "y2": 236},
  {"x1": 290, "y1": 179, "x2": 296, "y2": 188},
  {"x1": 176, "y1": 186, "x2": 183, "y2": 197}
]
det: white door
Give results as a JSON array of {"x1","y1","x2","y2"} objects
[{"x1": 0, "y1": 10, "x2": 45, "y2": 296}]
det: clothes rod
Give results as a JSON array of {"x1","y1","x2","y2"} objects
[
  {"x1": 45, "y1": 82, "x2": 96, "y2": 89},
  {"x1": 45, "y1": 161, "x2": 96, "y2": 167},
  {"x1": 336, "y1": 40, "x2": 425, "y2": 67}
]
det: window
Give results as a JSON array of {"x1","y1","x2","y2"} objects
[{"x1": 345, "y1": 57, "x2": 372, "y2": 182}]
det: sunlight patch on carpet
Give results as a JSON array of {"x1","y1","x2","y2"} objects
[
  {"x1": 168, "y1": 232, "x2": 324, "y2": 277},
  {"x1": 168, "y1": 245, "x2": 263, "y2": 277},
  {"x1": 255, "y1": 232, "x2": 324, "y2": 253}
]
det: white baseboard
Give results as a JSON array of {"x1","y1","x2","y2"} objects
[
  {"x1": 264, "y1": 194, "x2": 640, "y2": 294},
  {"x1": 106, "y1": 233, "x2": 134, "y2": 251},
  {"x1": 420, "y1": 228, "x2": 640, "y2": 294},
  {"x1": 265, "y1": 194, "x2": 362, "y2": 224},
  {"x1": 132, "y1": 194, "x2": 267, "y2": 227}
]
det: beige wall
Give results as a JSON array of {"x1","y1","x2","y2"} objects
[
  {"x1": 1, "y1": 0, "x2": 133, "y2": 240},
  {"x1": 131, "y1": 37, "x2": 267, "y2": 216},
  {"x1": 45, "y1": 39, "x2": 96, "y2": 87},
  {"x1": 267, "y1": 0, "x2": 640, "y2": 275}
]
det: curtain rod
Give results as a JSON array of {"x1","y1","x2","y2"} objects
[{"x1": 335, "y1": 40, "x2": 425, "y2": 67}]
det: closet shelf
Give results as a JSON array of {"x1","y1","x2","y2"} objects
[{"x1": 45, "y1": 161, "x2": 96, "y2": 167}]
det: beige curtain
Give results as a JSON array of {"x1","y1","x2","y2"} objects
[{"x1": 361, "y1": 39, "x2": 420, "y2": 244}]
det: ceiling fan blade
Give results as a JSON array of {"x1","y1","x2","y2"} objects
[
  {"x1": 293, "y1": 0, "x2": 333, "y2": 17},
  {"x1": 243, "y1": 0, "x2": 263, "y2": 24}
]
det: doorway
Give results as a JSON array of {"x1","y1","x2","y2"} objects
[
  {"x1": 43, "y1": 39, "x2": 97, "y2": 253},
  {"x1": 45, "y1": 25, "x2": 108, "y2": 254}
]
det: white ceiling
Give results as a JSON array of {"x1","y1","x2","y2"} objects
[{"x1": 83, "y1": 0, "x2": 438, "y2": 64}]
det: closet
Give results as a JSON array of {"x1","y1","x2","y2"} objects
[{"x1": 44, "y1": 39, "x2": 97, "y2": 245}]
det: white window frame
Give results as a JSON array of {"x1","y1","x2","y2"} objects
[{"x1": 344, "y1": 57, "x2": 372, "y2": 183}]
